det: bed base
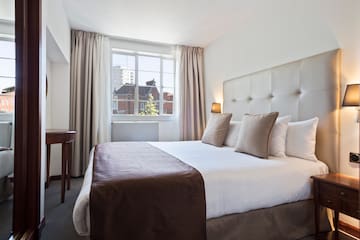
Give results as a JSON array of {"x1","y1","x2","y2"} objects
[{"x1": 207, "y1": 199, "x2": 330, "y2": 240}]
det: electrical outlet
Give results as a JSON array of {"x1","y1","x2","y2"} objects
[{"x1": 349, "y1": 152, "x2": 360, "y2": 163}]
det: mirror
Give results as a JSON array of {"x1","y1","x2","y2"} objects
[{"x1": 0, "y1": 0, "x2": 15, "y2": 238}]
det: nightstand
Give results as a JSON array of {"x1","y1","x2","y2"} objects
[{"x1": 312, "y1": 173, "x2": 360, "y2": 238}]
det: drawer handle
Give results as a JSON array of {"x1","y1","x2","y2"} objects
[
  {"x1": 340, "y1": 191, "x2": 345, "y2": 196},
  {"x1": 327, "y1": 200, "x2": 332, "y2": 204}
]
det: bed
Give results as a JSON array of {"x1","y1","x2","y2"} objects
[{"x1": 73, "y1": 49, "x2": 341, "y2": 240}]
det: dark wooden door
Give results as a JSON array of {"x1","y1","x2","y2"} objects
[{"x1": 13, "y1": 0, "x2": 42, "y2": 239}]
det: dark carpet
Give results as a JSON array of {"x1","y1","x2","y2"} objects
[
  {"x1": 41, "y1": 178, "x2": 87, "y2": 240},
  {"x1": 0, "y1": 197, "x2": 12, "y2": 240}
]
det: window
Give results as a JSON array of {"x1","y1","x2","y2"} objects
[
  {"x1": 111, "y1": 49, "x2": 175, "y2": 118},
  {"x1": 0, "y1": 39, "x2": 15, "y2": 113}
]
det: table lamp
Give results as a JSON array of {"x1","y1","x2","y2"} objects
[
  {"x1": 211, "y1": 102, "x2": 221, "y2": 113},
  {"x1": 342, "y1": 83, "x2": 360, "y2": 163}
]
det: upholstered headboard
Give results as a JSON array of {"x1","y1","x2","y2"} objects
[{"x1": 223, "y1": 50, "x2": 341, "y2": 172}]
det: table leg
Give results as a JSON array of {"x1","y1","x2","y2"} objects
[
  {"x1": 67, "y1": 142, "x2": 72, "y2": 190},
  {"x1": 334, "y1": 211, "x2": 339, "y2": 233},
  {"x1": 61, "y1": 143, "x2": 67, "y2": 203},
  {"x1": 313, "y1": 181, "x2": 320, "y2": 239},
  {"x1": 46, "y1": 144, "x2": 51, "y2": 188}
]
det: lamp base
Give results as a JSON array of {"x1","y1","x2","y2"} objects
[{"x1": 349, "y1": 152, "x2": 360, "y2": 163}]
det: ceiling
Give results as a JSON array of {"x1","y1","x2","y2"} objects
[{"x1": 62, "y1": 0, "x2": 260, "y2": 47}]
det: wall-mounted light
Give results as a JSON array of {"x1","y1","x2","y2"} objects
[
  {"x1": 342, "y1": 83, "x2": 360, "y2": 163},
  {"x1": 211, "y1": 102, "x2": 221, "y2": 113}
]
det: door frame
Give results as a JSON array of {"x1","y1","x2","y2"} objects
[{"x1": 12, "y1": 0, "x2": 42, "y2": 239}]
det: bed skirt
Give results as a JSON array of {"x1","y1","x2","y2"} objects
[{"x1": 207, "y1": 199, "x2": 331, "y2": 240}]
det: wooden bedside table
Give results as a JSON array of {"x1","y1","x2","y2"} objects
[{"x1": 312, "y1": 173, "x2": 359, "y2": 238}]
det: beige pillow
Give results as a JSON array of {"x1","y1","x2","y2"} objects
[
  {"x1": 202, "y1": 113, "x2": 232, "y2": 147},
  {"x1": 235, "y1": 112, "x2": 279, "y2": 158}
]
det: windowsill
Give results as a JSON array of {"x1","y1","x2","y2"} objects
[{"x1": 112, "y1": 114, "x2": 176, "y2": 122}]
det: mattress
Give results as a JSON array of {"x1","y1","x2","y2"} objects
[{"x1": 73, "y1": 141, "x2": 328, "y2": 236}]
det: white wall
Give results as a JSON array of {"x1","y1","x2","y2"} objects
[
  {"x1": 204, "y1": 0, "x2": 360, "y2": 226},
  {"x1": 45, "y1": 0, "x2": 71, "y2": 62},
  {"x1": 0, "y1": 0, "x2": 14, "y2": 21},
  {"x1": 47, "y1": 63, "x2": 71, "y2": 176},
  {"x1": 45, "y1": 0, "x2": 71, "y2": 176},
  {"x1": 46, "y1": 59, "x2": 53, "y2": 128},
  {"x1": 46, "y1": 59, "x2": 71, "y2": 176},
  {"x1": 40, "y1": 0, "x2": 48, "y2": 220}
]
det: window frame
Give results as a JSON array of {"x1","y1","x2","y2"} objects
[
  {"x1": 111, "y1": 48, "x2": 176, "y2": 121},
  {"x1": 0, "y1": 36, "x2": 15, "y2": 117}
]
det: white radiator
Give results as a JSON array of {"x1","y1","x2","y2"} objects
[
  {"x1": 0, "y1": 122, "x2": 12, "y2": 148},
  {"x1": 111, "y1": 121, "x2": 159, "y2": 141}
]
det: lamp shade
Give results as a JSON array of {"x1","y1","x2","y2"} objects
[
  {"x1": 211, "y1": 102, "x2": 221, "y2": 113},
  {"x1": 343, "y1": 84, "x2": 360, "y2": 107}
]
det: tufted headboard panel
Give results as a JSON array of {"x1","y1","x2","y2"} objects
[{"x1": 223, "y1": 50, "x2": 341, "y2": 172}]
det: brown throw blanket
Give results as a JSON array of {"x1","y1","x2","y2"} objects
[{"x1": 90, "y1": 142, "x2": 206, "y2": 240}]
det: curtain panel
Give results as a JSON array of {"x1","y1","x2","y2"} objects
[
  {"x1": 179, "y1": 46, "x2": 206, "y2": 140},
  {"x1": 70, "y1": 30, "x2": 111, "y2": 176}
]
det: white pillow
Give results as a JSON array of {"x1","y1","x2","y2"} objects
[
  {"x1": 269, "y1": 116, "x2": 291, "y2": 157},
  {"x1": 224, "y1": 121, "x2": 241, "y2": 147},
  {"x1": 286, "y1": 117, "x2": 319, "y2": 161}
]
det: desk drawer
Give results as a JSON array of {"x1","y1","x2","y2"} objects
[
  {"x1": 319, "y1": 182, "x2": 340, "y2": 210},
  {"x1": 342, "y1": 198, "x2": 360, "y2": 219},
  {"x1": 337, "y1": 186, "x2": 359, "y2": 219}
]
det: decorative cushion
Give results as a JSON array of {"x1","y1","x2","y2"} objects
[
  {"x1": 224, "y1": 121, "x2": 242, "y2": 147},
  {"x1": 202, "y1": 113, "x2": 232, "y2": 147},
  {"x1": 235, "y1": 112, "x2": 279, "y2": 158},
  {"x1": 286, "y1": 118, "x2": 319, "y2": 161},
  {"x1": 269, "y1": 116, "x2": 291, "y2": 157}
]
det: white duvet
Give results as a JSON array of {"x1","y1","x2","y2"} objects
[{"x1": 73, "y1": 141, "x2": 328, "y2": 236}]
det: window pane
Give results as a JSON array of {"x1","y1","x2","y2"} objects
[
  {"x1": 112, "y1": 68, "x2": 135, "y2": 87},
  {"x1": 163, "y1": 102, "x2": 173, "y2": 114},
  {"x1": 163, "y1": 87, "x2": 174, "y2": 101},
  {"x1": 163, "y1": 59, "x2": 174, "y2": 73},
  {"x1": 138, "y1": 101, "x2": 159, "y2": 116},
  {"x1": 112, "y1": 54, "x2": 135, "y2": 90},
  {"x1": 112, "y1": 54, "x2": 135, "y2": 70},
  {"x1": 113, "y1": 100, "x2": 135, "y2": 114},
  {"x1": 0, "y1": 77, "x2": 15, "y2": 93},
  {"x1": 113, "y1": 84, "x2": 135, "y2": 100},
  {"x1": 0, "y1": 41, "x2": 15, "y2": 59},
  {"x1": 138, "y1": 56, "x2": 160, "y2": 72},
  {"x1": 0, "y1": 78, "x2": 15, "y2": 113},
  {"x1": 0, "y1": 59, "x2": 15, "y2": 77},
  {"x1": 138, "y1": 71, "x2": 160, "y2": 86},
  {"x1": 139, "y1": 87, "x2": 159, "y2": 101},
  {"x1": 163, "y1": 73, "x2": 174, "y2": 87}
]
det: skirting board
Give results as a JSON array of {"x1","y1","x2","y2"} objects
[{"x1": 339, "y1": 220, "x2": 360, "y2": 239}]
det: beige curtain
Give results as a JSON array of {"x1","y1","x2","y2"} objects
[
  {"x1": 70, "y1": 30, "x2": 111, "y2": 176},
  {"x1": 179, "y1": 46, "x2": 206, "y2": 140}
]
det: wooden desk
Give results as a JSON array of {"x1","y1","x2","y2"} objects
[{"x1": 46, "y1": 129, "x2": 76, "y2": 203}]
